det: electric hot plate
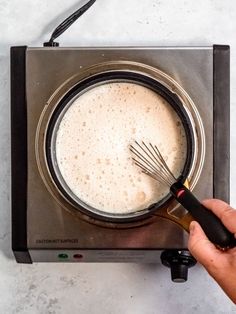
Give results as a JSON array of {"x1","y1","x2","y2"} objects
[{"x1": 11, "y1": 45, "x2": 229, "y2": 282}]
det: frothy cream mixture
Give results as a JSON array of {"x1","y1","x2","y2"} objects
[{"x1": 55, "y1": 82, "x2": 187, "y2": 214}]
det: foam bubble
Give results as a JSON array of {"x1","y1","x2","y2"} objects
[{"x1": 136, "y1": 191, "x2": 146, "y2": 202}]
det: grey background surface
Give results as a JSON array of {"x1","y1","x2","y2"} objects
[{"x1": 1, "y1": 0, "x2": 236, "y2": 313}]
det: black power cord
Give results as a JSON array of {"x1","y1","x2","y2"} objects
[{"x1": 44, "y1": 0, "x2": 97, "y2": 47}]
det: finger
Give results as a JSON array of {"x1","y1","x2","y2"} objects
[
  {"x1": 202, "y1": 199, "x2": 236, "y2": 234},
  {"x1": 188, "y1": 221, "x2": 223, "y2": 270}
]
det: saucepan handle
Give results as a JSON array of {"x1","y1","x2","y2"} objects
[{"x1": 170, "y1": 181, "x2": 236, "y2": 249}]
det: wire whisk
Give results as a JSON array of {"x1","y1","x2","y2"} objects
[
  {"x1": 129, "y1": 141, "x2": 177, "y2": 187},
  {"x1": 129, "y1": 140, "x2": 235, "y2": 249}
]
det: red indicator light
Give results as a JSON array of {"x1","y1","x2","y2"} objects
[{"x1": 73, "y1": 253, "x2": 83, "y2": 259}]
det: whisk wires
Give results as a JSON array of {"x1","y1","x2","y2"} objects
[{"x1": 129, "y1": 141, "x2": 177, "y2": 187}]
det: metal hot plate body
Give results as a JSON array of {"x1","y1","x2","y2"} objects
[{"x1": 11, "y1": 45, "x2": 229, "y2": 263}]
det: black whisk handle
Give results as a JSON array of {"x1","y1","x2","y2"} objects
[{"x1": 170, "y1": 181, "x2": 236, "y2": 249}]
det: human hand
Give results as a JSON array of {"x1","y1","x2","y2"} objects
[{"x1": 188, "y1": 199, "x2": 236, "y2": 304}]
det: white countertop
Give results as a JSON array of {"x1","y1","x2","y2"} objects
[{"x1": 1, "y1": 0, "x2": 236, "y2": 313}]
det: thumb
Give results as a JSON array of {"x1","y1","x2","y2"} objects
[{"x1": 188, "y1": 221, "x2": 222, "y2": 269}]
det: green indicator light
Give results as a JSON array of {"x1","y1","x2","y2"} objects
[{"x1": 58, "y1": 253, "x2": 68, "y2": 259}]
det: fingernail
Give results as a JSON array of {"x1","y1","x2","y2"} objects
[{"x1": 189, "y1": 221, "x2": 196, "y2": 235}]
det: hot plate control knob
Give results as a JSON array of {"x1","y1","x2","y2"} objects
[{"x1": 160, "y1": 250, "x2": 197, "y2": 283}]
